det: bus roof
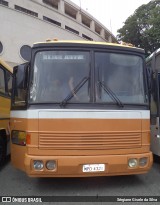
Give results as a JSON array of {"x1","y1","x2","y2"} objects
[
  {"x1": 0, "y1": 58, "x2": 13, "y2": 73},
  {"x1": 33, "y1": 40, "x2": 144, "y2": 53}
]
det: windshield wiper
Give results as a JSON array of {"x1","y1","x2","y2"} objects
[
  {"x1": 60, "y1": 76, "x2": 89, "y2": 107},
  {"x1": 98, "y1": 81, "x2": 124, "y2": 107}
]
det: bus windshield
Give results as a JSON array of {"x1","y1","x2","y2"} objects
[
  {"x1": 95, "y1": 52, "x2": 146, "y2": 104},
  {"x1": 30, "y1": 51, "x2": 90, "y2": 103},
  {"x1": 30, "y1": 50, "x2": 146, "y2": 104}
]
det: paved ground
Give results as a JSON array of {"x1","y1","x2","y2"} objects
[{"x1": 0, "y1": 157, "x2": 160, "y2": 204}]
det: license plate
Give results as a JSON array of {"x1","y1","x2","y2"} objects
[{"x1": 82, "y1": 164, "x2": 105, "y2": 172}]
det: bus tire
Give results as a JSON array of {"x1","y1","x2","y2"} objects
[{"x1": 0, "y1": 137, "x2": 6, "y2": 166}]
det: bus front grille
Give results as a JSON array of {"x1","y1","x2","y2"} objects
[{"x1": 39, "y1": 132, "x2": 141, "y2": 150}]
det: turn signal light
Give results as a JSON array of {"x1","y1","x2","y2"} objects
[{"x1": 26, "y1": 133, "x2": 31, "y2": 145}]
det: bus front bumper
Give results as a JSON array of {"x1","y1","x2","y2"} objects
[{"x1": 24, "y1": 152, "x2": 153, "y2": 177}]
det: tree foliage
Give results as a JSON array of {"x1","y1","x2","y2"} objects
[{"x1": 117, "y1": 0, "x2": 160, "y2": 56}]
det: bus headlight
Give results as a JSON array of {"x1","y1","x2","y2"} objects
[
  {"x1": 33, "y1": 160, "x2": 44, "y2": 170},
  {"x1": 128, "y1": 158, "x2": 138, "y2": 168},
  {"x1": 11, "y1": 130, "x2": 26, "y2": 146},
  {"x1": 46, "y1": 160, "x2": 57, "y2": 170},
  {"x1": 139, "y1": 157, "x2": 148, "y2": 167}
]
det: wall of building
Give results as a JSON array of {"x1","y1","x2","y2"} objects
[{"x1": 0, "y1": 0, "x2": 117, "y2": 66}]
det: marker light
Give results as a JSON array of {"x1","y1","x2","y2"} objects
[
  {"x1": 33, "y1": 160, "x2": 44, "y2": 170},
  {"x1": 46, "y1": 160, "x2": 57, "y2": 170},
  {"x1": 128, "y1": 158, "x2": 138, "y2": 168},
  {"x1": 139, "y1": 157, "x2": 148, "y2": 167},
  {"x1": 26, "y1": 133, "x2": 31, "y2": 145}
]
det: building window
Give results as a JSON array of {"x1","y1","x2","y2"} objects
[
  {"x1": 0, "y1": 0, "x2": 8, "y2": 6},
  {"x1": 15, "y1": 5, "x2": 38, "y2": 17},
  {"x1": 105, "y1": 32, "x2": 110, "y2": 42},
  {"x1": 65, "y1": 4, "x2": 77, "y2": 19},
  {"x1": 65, "y1": 26, "x2": 79, "y2": 35},
  {"x1": 43, "y1": 16, "x2": 61, "y2": 27},
  {"x1": 43, "y1": 0, "x2": 58, "y2": 9},
  {"x1": 82, "y1": 34, "x2": 93, "y2": 41},
  {"x1": 81, "y1": 14, "x2": 91, "y2": 28},
  {"x1": 95, "y1": 24, "x2": 101, "y2": 35}
]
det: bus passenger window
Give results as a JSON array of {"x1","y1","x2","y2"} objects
[
  {"x1": 6, "y1": 71, "x2": 12, "y2": 96},
  {"x1": 0, "y1": 67, "x2": 5, "y2": 94}
]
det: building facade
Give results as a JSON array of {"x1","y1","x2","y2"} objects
[{"x1": 0, "y1": 0, "x2": 117, "y2": 66}]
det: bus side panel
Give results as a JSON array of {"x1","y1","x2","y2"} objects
[
  {"x1": 0, "y1": 96, "x2": 10, "y2": 121},
  {"x1": 10, "y1": 116, "x2": 38, "y2": 171},
  {"x1": 151, "y1": 125, "x2": 160, "y2": 156},
  {"x1": 11, "y1": 145, "x2": 27, "y2": 171},
  {"x1": 0, "y1": 96, "x2": 11, "y2": 164}
]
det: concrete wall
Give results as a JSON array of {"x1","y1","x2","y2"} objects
[{"x1": 0, "y1": 0, "x2": 117, "y2": 66}]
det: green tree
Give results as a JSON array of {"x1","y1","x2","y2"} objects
[{"x1": 117, "y1": 0, "x2": 160, "y2": 56}]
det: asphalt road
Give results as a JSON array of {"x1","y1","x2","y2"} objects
[{"x1": 0, "y1": 157, "x2": 160, "y2": 204}]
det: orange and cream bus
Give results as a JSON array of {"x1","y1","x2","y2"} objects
[
  {"x1": 0, "y1": 58, "x2": 12, "y2": 166},
  {"x1": 146, "y1": 48, "x2": 160, "y2": 157},
  {"x1": 10, "y1": 40, "x2": 152, "y2": 177}
]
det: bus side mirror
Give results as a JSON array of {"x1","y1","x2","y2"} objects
[
  {"x1": 13, "y1": 63, "x2": 29, "y2": 90},
  {"x1": 12, "y1": 63, "x2": 30, "y2": 106}
]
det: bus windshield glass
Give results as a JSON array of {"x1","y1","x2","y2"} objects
[
  {"x1": 95, "y1": 52, "x2": 146, "y2": 104},
  {"x1": 30, "y1": 50, "x2": 146, "y2": 105},
  {"x1": 30, "y1": 51, "x2": 90, "y2": 103}
]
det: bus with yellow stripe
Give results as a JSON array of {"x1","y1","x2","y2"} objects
[
  {"x1": 0, "y1": 58, "x2": 12, "y2": 166},
  {"x1": 10, "y1": 40, "x2": 152, "y2": 177}
]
